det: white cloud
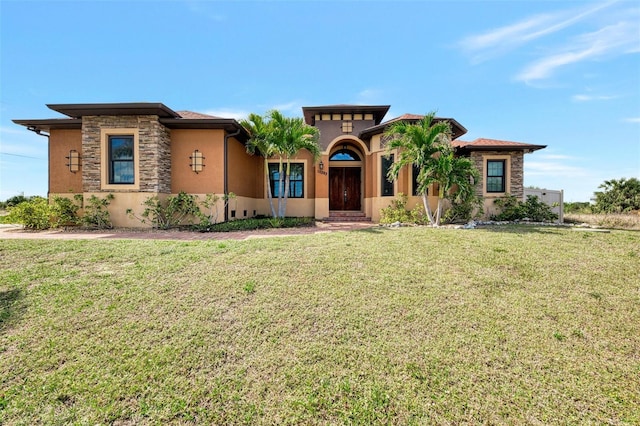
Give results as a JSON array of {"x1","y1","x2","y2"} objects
[
  {"x1": 516, "y1": 21, "x2": 640, "y2": 83},
  {"x1": 623, "y1": 117, "x2": 640, "y2": 123},
  {"x1": 525, "y1": 160, "x2": 590, "y2": 178},
  {"x1": 572, "y1": 94, "x2": 619, "y2": 102},
  {"x1": 352, "y1": 88, "x2": 383, "y2": 105},
  {"x1": 202, "y1": 109, "x2": 251, "y2": 121},
  {"x1": 458, "y1": 1, "x2": 618, "y2": 63}
]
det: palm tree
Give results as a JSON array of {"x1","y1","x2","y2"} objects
[
  {"x1": 430, "y1": 148, "x2": 480, "y2": 225},
  {"x1": 269, "y1": 110, "x2": 320, "y2": 218},
  {"x1": 242, "y1": 110, "x2": 320, "y2": 218},
  {"x1": 241, "y1": 113, "x2": 279, "y2": 218},
  {"x1": 384, "y1": 112, "x2": 451, "y2": 225}
]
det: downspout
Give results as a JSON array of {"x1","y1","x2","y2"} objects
[
  {"x1": 27, "y1": 126, "x2": 51, "y2": 197},
  {"x1": 224, "y1": 128, "x2": 242, "y2": 222}
]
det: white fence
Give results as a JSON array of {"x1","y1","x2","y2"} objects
[{"x1": 524, "y1": 188, "x2": 564, "y2": 223}]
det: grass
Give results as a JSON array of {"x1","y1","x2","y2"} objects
[
  {"x1": 565, "y1": 212, "x2": 640, "y2": 230},
  {"x1": 1, "y1": 226, "x2": 639, "y2": 424}
]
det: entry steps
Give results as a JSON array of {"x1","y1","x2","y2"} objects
[{"x1": 323, "y1": 211, "x2": 372, "y2": 222}]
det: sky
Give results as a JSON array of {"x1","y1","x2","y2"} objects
[{"x1": 1, "y1": 0, "x2": 639, "y2": 202}]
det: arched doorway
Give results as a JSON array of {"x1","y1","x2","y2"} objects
[{"x1": 329, "y1": 145, "x2": 362, "y2": 211}]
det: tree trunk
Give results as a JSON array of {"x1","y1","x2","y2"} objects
[
  {"x1": 281, "y1": 159, "x2": 291, "y2": 218},
  {"x1": 264, "y1": 157, "x2": 276, "y2": 218},
  {"x1": 277, "y1": 158, "x2": 284, "y2": 218},
  {"x1": 422, "y1": 193, "x2": 435, "y2": 225}
]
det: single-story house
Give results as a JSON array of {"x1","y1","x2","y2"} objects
[{"x1": 14, "y1": 103, "x2": 545, "y2": 226}]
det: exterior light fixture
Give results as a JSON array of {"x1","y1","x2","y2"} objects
[
  {"x1": 319, "y1": 160, "x2": 324, "y2": 171},
  {"x1": 66, "y1": 150, "x2": 80, "y2": 173},
  {"x1": 189, "y1": 150, "x2": 205, "y2": 173}
]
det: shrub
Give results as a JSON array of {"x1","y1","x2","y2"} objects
[
  {"x1": 203, "y1": 217, "x2": 314, "y2": 232},
  {"x1": 82, "y1": 194, "x2": 114, "y2": 229},
  {"x1": 129, "y1": 192, "x2": 202, "y2": 229},
  {"x1": 492, "y1": 194, "x2": 558, "y2": 222},
  {"x1": 51, "y1": 195, "x2": 82, "y2": 227},
  {"x1": 5, "y1": 197, "x2": 52, "y2": 230},
  {"x1": 379, "y1": 193, "x2": 427, "y2": 225},
  {"x1": 593, "y1": 177, "x2": 640, "y2": 213},
  {"x1": 442, "y1": 195, "x2": 483, "y2": 224}
]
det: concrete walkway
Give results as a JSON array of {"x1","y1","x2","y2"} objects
[{"x1": 0, "y1": 222, "x2": 376, "y2": 241}]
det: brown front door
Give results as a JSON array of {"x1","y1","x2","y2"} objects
[{"x1": 329, "y1": 167, "x2": 361, "y2": 211}]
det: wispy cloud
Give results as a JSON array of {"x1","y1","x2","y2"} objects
[
  {"x1": 184, "y1": 0, "x2": 226, "y2": 22},
  {"x1": 352, "y1": 88, "x2": 383, "y2": 105},
  {"x1": 572, "y1": 94, "x2": 619, "y2": 102},
  {"x1": 203, "y1": 108, "x2": 251, "y2": 120},
  {"x1": 623, "y1": 117, "x2": 640, "y2": 123},
  {"x1": 458, "y1": 1, "x2": 617, "y2": 63},
  {"x1": 516, "y1": 21, "x2": 640, "y2": 83}
]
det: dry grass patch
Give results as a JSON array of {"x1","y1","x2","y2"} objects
[
  {"x1": 566, "y1": 212, "x2": 640, "y2": 230},
  {"x1": 1, "y1": 227, "x2": 639, "y2": 424}
]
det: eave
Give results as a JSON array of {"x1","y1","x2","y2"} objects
[
  {"x1": 302, "y1": 105, "x2": 390, "y2": 126},
  {"x1": 12, "y1": 118, "x2": 82, "y2": 133},
  {"x1": 47, "y1": 102, "x2": 181, "y2": 118}
]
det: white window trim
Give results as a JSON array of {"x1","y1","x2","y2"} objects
[{"x1": 101, "y1": 128, "x2": 140, "y2": 191}]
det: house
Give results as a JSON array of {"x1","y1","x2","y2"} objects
[{"x1": 14, "y1": 103, "x2": 545, "y2": 226}]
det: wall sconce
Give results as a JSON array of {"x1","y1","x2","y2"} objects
[
  {"x1": 66, "y1": 150, "x2": 80, "y2": 173},
  {"x1": 189, "y1": 150, "x2": 205, "y2": 173},
  {"x1": 319, "y1": 160, "x2": 324, "y2": 171}
]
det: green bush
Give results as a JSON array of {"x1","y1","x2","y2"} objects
[
  {"x1": 129, "y1": 192, "x2": 202, "y2": 229},
  {"x1": 379, "y1": 193, "x2": 427, "y2": 224},
  {"x1": 442, "y1": 195, "x2": 484, "y2": 224},
  {"x1": 202, "y1": 217, "x2": 314, "y2": 232},
  {"x1": 564, "y1": 201, "x2": 592, "y2": 214},
  {"x1": 51, "y1": 195, "x2": 82, "y2": 226},
  {"x1": 5, "y1": 197, "x2": 52, "y2": 230},
  {"x1": 593, "y1": 177, "x2": 640, "y2": 213},
  {"x1": 82, "y1": 194, "x2": 114, "y2": 229},
  {"x1": 492, "y1": 194, "x2": 558, "y2": 222}
]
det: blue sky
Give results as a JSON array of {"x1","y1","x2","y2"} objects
[{"x1": 1, "y1": 0, "x2": 638, "y2": 202}]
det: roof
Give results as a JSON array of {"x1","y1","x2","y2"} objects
[
  {"x1": 302, "y1": 105, "x2": 390, "y2": 126},
  {"x1": 177, "y1": 110, "x2": 222, "y2": 119},
  {"x1": 454, "y1": 138, "x2": 546, "y2": 153},
  {"x1": 13, "y1": 103, "x2": 248, "y2": 140},
  {"x1": 359, "y1": 114, "x2": 468, "y2": 140},
  {"x1": 47, "y1": 102, "x2": 181, "y2": 118}
]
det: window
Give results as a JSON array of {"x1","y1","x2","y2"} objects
[
  {"x1": 381, "y1": 154, "x2": 394, "y2": 197},
  {"x1": 269, "y1": 163, "x2": 304, "y2": 198},
  {"x1": 486, "y1": 160, "x2": 505, "y2": 193},
  {"x1": 341, "y1": 121, "x2": 353, "y2": 133},
  {"x1": 330, "y1": 149, "x2": 360, "y2": 161},
  {"x1": 109, "y1": 135, "x2": 134, "y2": 184}
]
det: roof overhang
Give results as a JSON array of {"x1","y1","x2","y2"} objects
[
  {"x1": 47, "y1": 102, "x2": 181, "y2": 118},
  {"x1": 12, "y1": 118, "x2": 82, "y2": 133},
  {"x1": 359, "y1": 116, "x2": 468, "y2": 141},
  {"x1": 302, "y1": 105, "x2": 390, "y2": 126},
  {"x1": 454, "y1": 140, "x2": 546, "y2": 154},
  {"x1": 159, "y1": 118, "x2": 249, "y2": 141}
]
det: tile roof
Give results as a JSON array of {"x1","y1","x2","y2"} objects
[
  {"x1": 177, "y1": 110, "x2": 222, "y2": 119},
  {"x1": 454, "y1": 138, "x2": 546, "y2": 152}
]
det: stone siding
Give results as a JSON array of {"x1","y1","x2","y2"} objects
[
  {"x1": 470, "y1": 151, "x2": 524, "y2": 199},
  {"x1": 82, "y1": 115, "x2": 171, "y2": 193}
]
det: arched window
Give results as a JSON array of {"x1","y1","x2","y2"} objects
[{"x1": 330, "y1": 149, "x2": 361, "y2": 161}]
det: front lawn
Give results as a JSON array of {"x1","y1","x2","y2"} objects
[{"x1": 1, "y1": 226, "x2": 638, "y2": 424}]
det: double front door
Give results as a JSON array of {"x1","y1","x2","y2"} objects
[{"x1": 329, "y1": 167, "x2": 361, "y2": 211}]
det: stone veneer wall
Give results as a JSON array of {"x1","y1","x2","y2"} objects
[
  {"x1": 82, "y1": 115, "x2": 171, "y2": 193},
  {"x1": 470, "y1": 151, "x2": 524, "y2": 199}
]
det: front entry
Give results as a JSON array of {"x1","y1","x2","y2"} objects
[{"x1": 329, "y1": 167, "x2": 361, "y2": 211}]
